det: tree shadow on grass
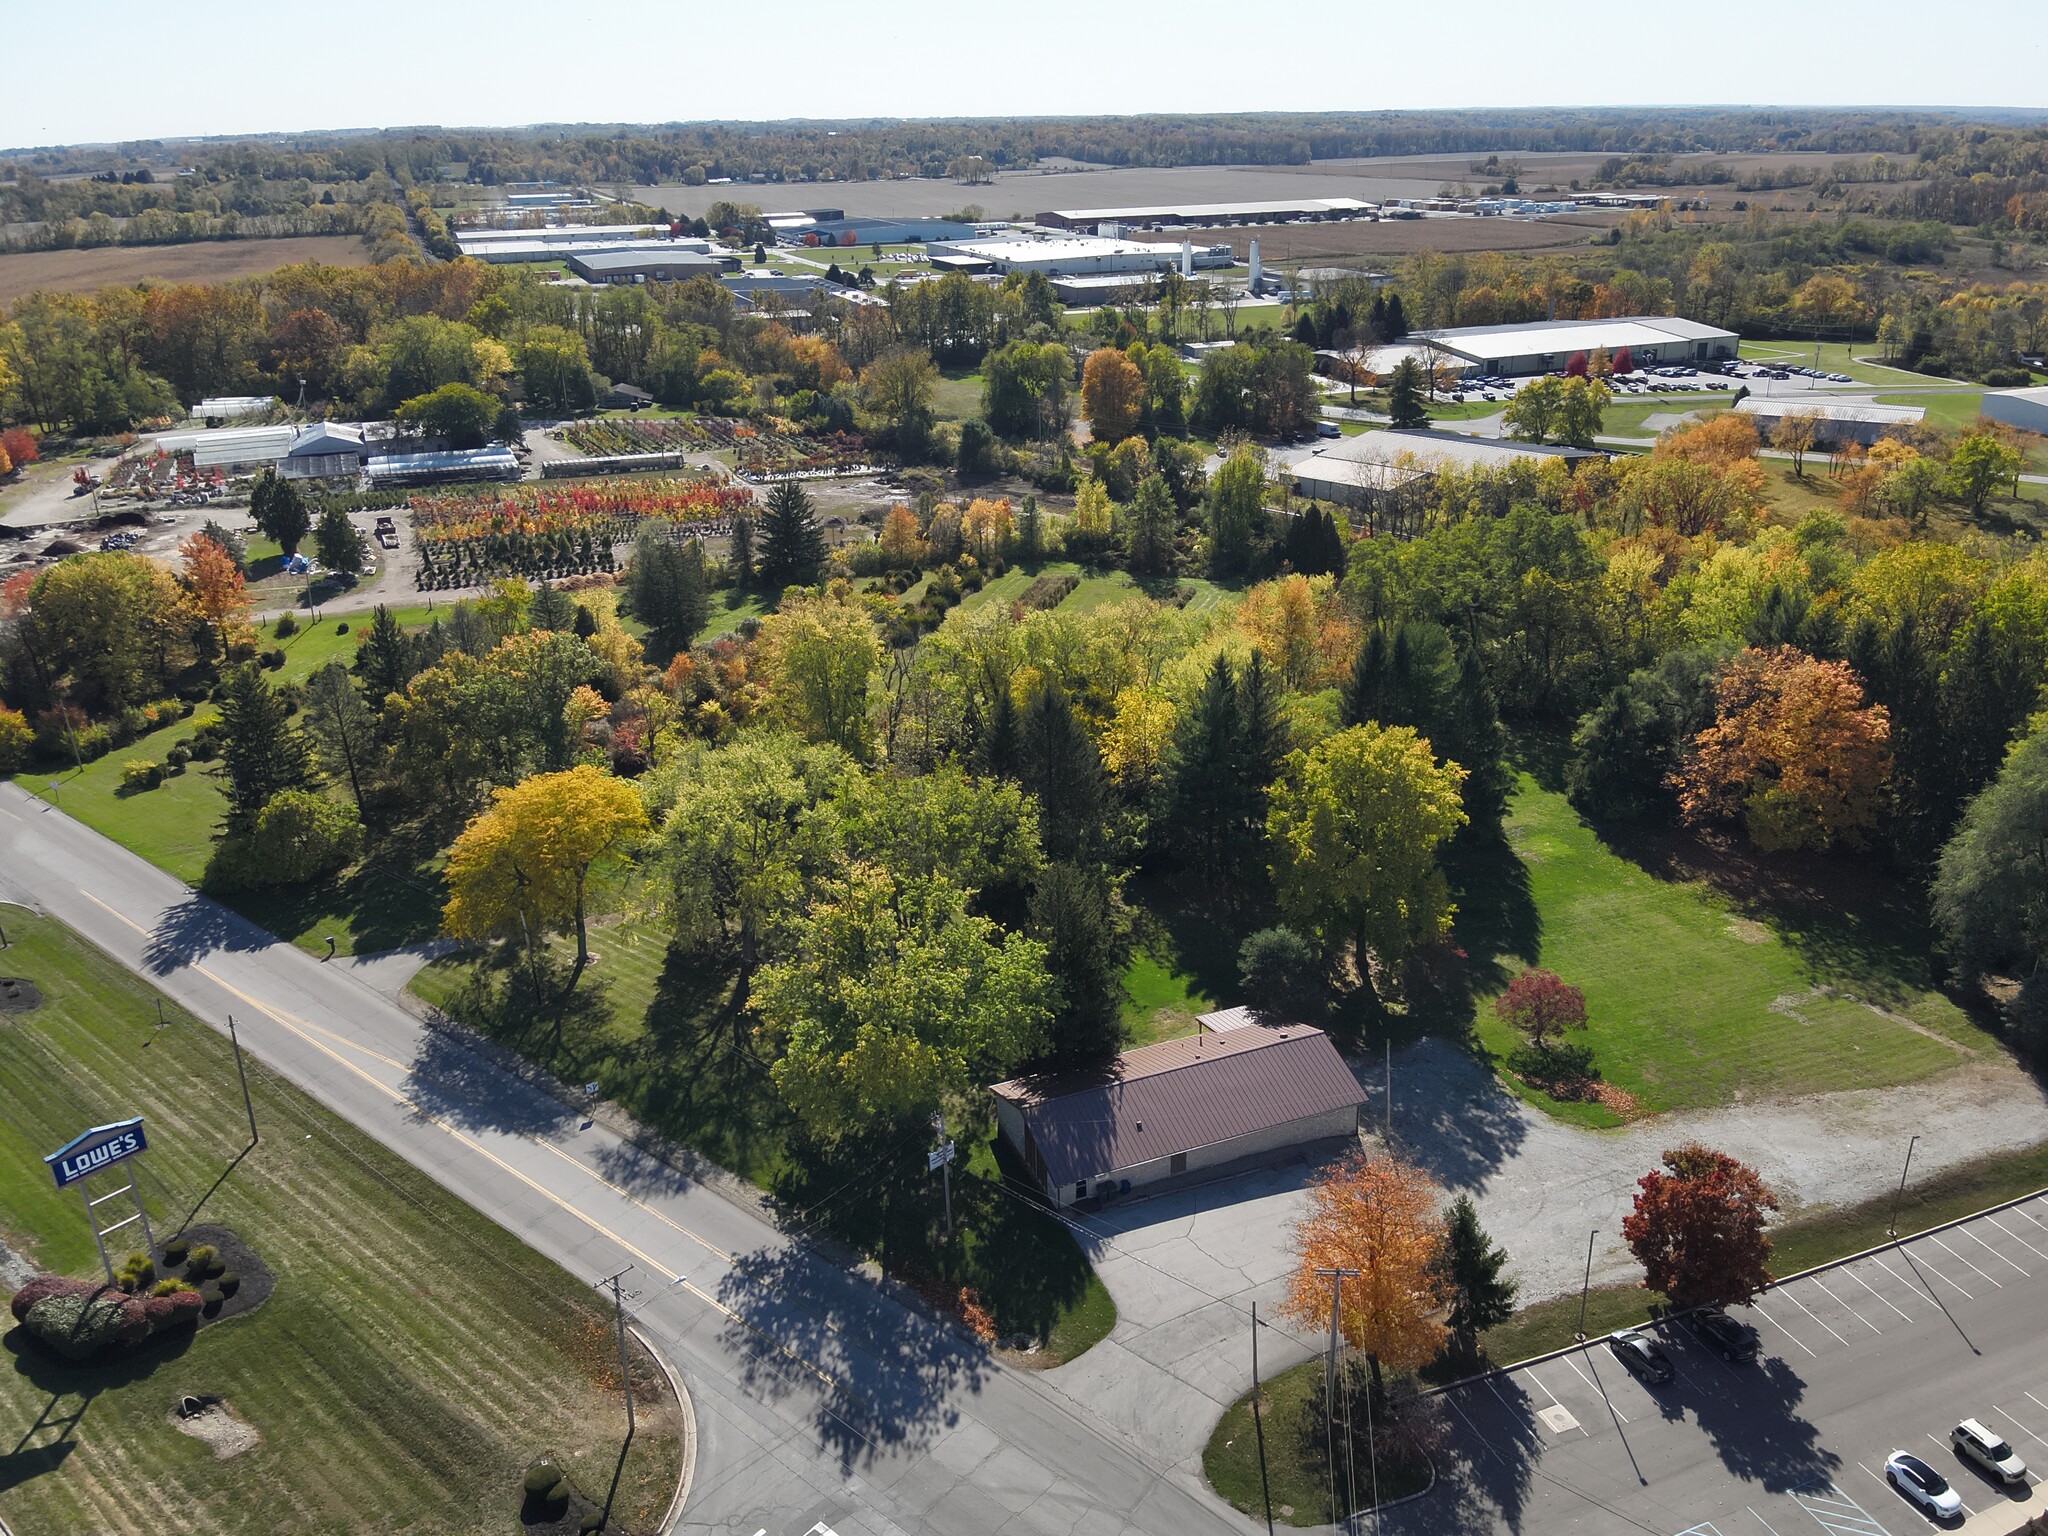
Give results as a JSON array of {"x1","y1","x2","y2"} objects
[
  {"x1": 1123, "y1": 861, "x2": 1280, "y2": 1021},
  {"x1": 220, "y1": 824, "x2": 449, "y2": 956},
  {"x1": 1, "y1": 1319, "x2": 199, "y2": 1498}
]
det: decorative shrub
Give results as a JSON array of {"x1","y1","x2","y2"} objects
[
  {"x1": 523, "y1": 1461, "x2": 565, "y2": 1498},
  {"x1": 25, "y1": 1289, "x2": 150, "y2": 1359},
  {"x1": 261, "y1": 648, "x2": 287, "y2": 670},
  {"x1": 274, "y1": 613, "x2": 299, "y2": 638},
  {"x1": 217, "y1": 1271, "x2": 240, "y2": 1296},
  {"x1": 165, "y1": 742, "x2": 192, "y2": 767},
  {"x1": 1506, "y1": 1040, "x2": 1599, "y2": 1090},
  {"x1": 0, "y1": 704, "x2": 32, "y2": 772},
  {"x1": 150, "y1": 1278, "x2": 186, "y2": 1297},
  {"x1": 120, "y1": 759, "x2": 164, "y2": 791},
  {"x1": 141, "y1": 1288, "x2": 202, "y2": 1332},
  {"x1": 115, "y1": 1252, "x2": 156, "y2": 1291},
  {"x1": 184, "y1": 1243, "x2": 218, "y2": 1277},
  {"x1": 10, "y1": 1274, "x2": 93, "y2": 1322},
  {"x1": 334, "y1": 621, "x2": 349, "y2": 635},
  {"x1": 162, "y1": 1237, "x2": 190, "y2": 1266},
  {"x1": 204, "y1": 791, "x2": 363, "y2": 892}
]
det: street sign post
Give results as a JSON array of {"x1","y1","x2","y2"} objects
[{"x1": 45, "y1": 1119, "x2": 153, "y2": 1284}]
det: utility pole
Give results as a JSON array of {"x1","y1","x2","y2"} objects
[
  {"x1": 1888, "y1": 1134, "x2": 1920, "y2": 1239},
  {"x1": 596, "y1": 1265, "x2": 640, "y2": 1437},
  {"x1": 1316, "y1": 1266, "x2": 1360, "y2": 1529},
  {"x1": 1250, "y1": 1303, "x2": 1275, "y2": 1536},
  {"x1": 1384, "y1": 1040, "x2": 1392, "y2": 1137},
  {"x1": 1576, "y1": 1229, "x2": 1598, "y2": 1341},
  {"x1": 929, "y1": 1112, "x2": 954, "y2": 1238},
  {"x1": 226, "y1": 1014, "x2": 258, "y2": 1145}
]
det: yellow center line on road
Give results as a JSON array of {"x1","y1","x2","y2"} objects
[{"x1": 73, "y1": 885, "x2": 830, "y2": 1391}]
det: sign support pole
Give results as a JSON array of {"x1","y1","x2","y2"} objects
[
  {"x1": 125, "y1": 1164, "x2": 154, "y2": 1253},
  {"x1": 83, "y1": 1186, "x2": 115, "y2": 1286}
]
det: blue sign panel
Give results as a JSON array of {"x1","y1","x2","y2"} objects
[{"x1": 45, "y1": 1118, "x2": 148, "y2": 1189}]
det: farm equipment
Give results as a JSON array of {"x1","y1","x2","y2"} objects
[{"x1": 71, "y1": 468, "x2": 96, "y2": 496}]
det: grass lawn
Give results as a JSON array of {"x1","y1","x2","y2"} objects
[
  {"x1": 1470, "y1": 781, "x2": 1993, "y2": 1128},
  {"x1": 701, "y1": 587, "x2": 768, "y2": 641},
  {"x1": 409, "y1": 924, "x2": 1116, "y2": 1363},
  {"x1": 1121, "y1": 951, "x2": 1215, "y2": 1045},
  {"x1": 1875, "y1": 389, "x2": 1988, "y2": 433},
  {"x1": 1739, "y1": 340, "x2": 1941, "y2": 387},
  {"x1": 13, "y1": 606, "x2": 447, "y2": 954},
  {"x1": 0, "y1": 908, "x2": 681, "y2": 1536},
  {"x1": 1204, "y1": 1355, "x2": 1432, "y2": 1528},
  {"x1": 1599, "y1": 395, "x2": 1731, "y2": 437},
  {"x1": 930, "y1": 370, "x2": 985, "y2": 424}
]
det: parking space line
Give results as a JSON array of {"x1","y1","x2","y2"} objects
[
  {"x1": 1962, "y1": 1225, "x2": 2031, "y2": 1276},
  {"x1": 1559, "y1": 1354, "x2": 1628, "y2": 1422},
  {"x1": 2026, "y1": 1391, "x2": 2048, "y2": 1418},
  {"x1": 1873, "y1": 1249, "x2": 1971, "y2": 1302},
  {"x1": 1992, "y1": 1404, "x2": 2048, "y2": 1450},
  {"x1": 1444, "y1": 1391, "x2": 1507, "y2": 1464},
  {"x1": 1750, "y1": 1299, "x2": 1819, "y2": 1358},
  {"x1": 1985, "y1": 1215, "x2": 2048, "y2": 1261},
  {"x1": 2010, "y1": 1202, "x2": 2048, "y2": 1234},
  {"x1": 1798, "y1": 1475, "x2": 1894, "y2": 1536},
  {"x1": 1842, "y1": 1263, "x2": 1914, "y2": 1322},
  {"x1": 1749, "y1": 1505, "x2": 1789, "y2": 1536},
  {"x1": 1490, "y1": 1371, "x2": 1584, "y2": 1437},
  {"x1": 1929, "y1": 1234, "x2": 2002, "y2": 1287},
  {"x1": 1778, "y1": 1287, "x2": 1852, "y2": 1346},
  {"x1": 1809, "y1": 1276, "x2": 1882, "y2": 1335}
]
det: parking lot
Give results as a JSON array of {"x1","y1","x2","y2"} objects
[{"x1": 1386, "y1": 1195, "x2": 2048, "y2": 1536}]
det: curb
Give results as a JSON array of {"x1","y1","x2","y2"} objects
[
  {"x1": 628, "y1": 1323, "x2": 696, "y2": 1535},
  {"x1": 1427, "y1": 1180, "x2": 2048, "y2": 1394}
]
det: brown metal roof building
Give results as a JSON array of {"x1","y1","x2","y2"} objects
[{"x1": 991, "y1": 1026, "x2": 1364, "y2": 1207}]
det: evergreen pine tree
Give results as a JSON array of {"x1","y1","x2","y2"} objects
[
  {"x1": 1443, "y1": 648, "x2": 1512, "y2": 827},
  {"x1": 1437, "y1": 1195, "x2": 1518, "y2": 1359},
  {"x1": 728, "y1": 505, "x2": 756, "y2": 585},
  {"x1": 528, "y1": 582, "x2": 576, "y2": 632},
  {"x1": 572, "y1": 605, "x2": 599, "y2": 640},
  {"x1": 1031, "y1": 862, "x2": 1126, "y2": 1070},
  {"x1": 1342, "y1": 628, "x2": 1391, "y2": 728},
  {"x1": 249, "y1": 469, "x2": 311, "y2": 556},
  {"x1": 217, "y1": 662, "x2": 317, "y2": 831},
  {"x1": 624, "y1": 528, "x2": 710, "y2": 662},
  {"x1": 1941, "y1": 617, "x2": 2033, "y2": 834},
  {"x1": 758, "y1": 480, "x2": 827, "y2": 589},
  {"x1": 353, "y1": 604, "x2": 417, "y2": 703},
  {"x1": 1864, "y1": 617, "x2": 1944, "y2": 859},
  {"x1": 1236, "y1": 647, "x2": 1288, "y2": 795},
  {"x1": 978, "y1": 682, "x2": 1019, "y2": 777},
  {"x1": 1016, "y1": 682, "x2": 1107, "y2": 864},
  {"x1": 1017, "y1": 494, "x2": 1044, "y2": 565},
  {"x1": 1164, "y1": 653, "x2": 1243, "y2": 872}
]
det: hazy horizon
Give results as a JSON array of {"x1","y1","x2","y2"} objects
[{"x1": 7, "y1": 0, "x2": 2046, "y2": 152}]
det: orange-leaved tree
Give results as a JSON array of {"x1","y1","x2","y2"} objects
[
  {"x1": 180, "y1": 533, "x2": 247, "y2": 650},
  {"x1": 1620, "y1": 1143, "x2": 1778, "y2": 1310},
  {"x1": 1671, "y1": 646, "x2": 1891, "y2": 853},
  {"x1": 1281, "y1": 1149, "x2": 1450, "y2": 1398},
  {"x1": 1080, "y1": 347, "x2": 1144, "y2": 445}
]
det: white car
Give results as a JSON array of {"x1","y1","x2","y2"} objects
[
  {"x1": 1952, "y1": 1418, "x2": 2028, "y2": 1485},
  {"x1": 1886, "y1": 1451, "x2": 1964, "y2": 1520}
]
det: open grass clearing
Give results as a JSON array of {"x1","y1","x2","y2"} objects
[
  {"x1": 1469, "y1": 781, "x2": 1993, "y2": 1128},
  {"x1": 409, "y1": 922, "x2": 1115, "y2": 1362},
  {"x1": 1738, "y1": 339, "x2": 1948, "y2": 388},
  {"x1": 0, "y1": 908, "x2": 681, "y2": 1536},
  {"x1": 930, "y1": 369, "x2": 985, "y2": 423}
]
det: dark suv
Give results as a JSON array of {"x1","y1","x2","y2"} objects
[{"x1": 1683, "y1": 1308, "x2": 1758, "y2": 1362}]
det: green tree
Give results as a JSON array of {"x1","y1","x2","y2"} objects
[
  {"x1": 1948, "y1": 431, "x2": 2024, "y2": 514},
  {"x1": 353, "y1": 603, "x2": 420, "y2": 704},
  {"x1": 1016, "y1": 681, "x2": 1108, "y2": 865},
  {"x1": 1267, "y1": 723, "x2": 1467, "y2": 988},
  {"x1": 1206, "y1": 444, "x2": 1265, "y2": 576},
  {"x1": 517, "y1": 325, "x2": 597, "y2": 415},
  {"x1": 622, "y1": 528, "x2": 709, "y2": 663},
  {"x1": 216, "y1": 661, "x2": 317, "y2": 831},
  {"x1": 861, "y1": 348, "x2": 939, "y2": 456},
  {"x1": 1125, "y1": 472, "x2": 1178, "y2": 575},
  {"x1": 754, "y1": 865, "x2": 1052, "y2": 1141},
  {"x1": 1934, "y1": 719, "x2": 2048, "y2": 981},
  {"x1": 1238, "y1": 925, "x2": 1324, "y2": 1020},
  {"x1": 528, "y1": 582, "x2": 576, "y2": 632},
  {"x1": 1164, "y1": 652, "x2": 1245, "y2": 874},
  {"x1": 1030, "y1": 861, "x2": 1126, "y2": 1070},
  {"x1": 394, "y1": 381, "x2": 500, "y2": 447},
  {"x1": 728, "y1": 504, "x2": 756, "y2": 585},
  {"x1": 758, "y1": 480, "x2": 828, "y2": 589},
  {"x1": 1554, "y1": 375, "x2": 1610, "y2": 449},
  {"x1": 248, "y1": 469, "x2": 310, "y2": 556},
  {"x1": 758, "y1": 585, "x2": 881, "y2": 759},
  {"x1": 1385, "y1": 357, "x2": 1429, "y2": 429},
  {"x1": 313, "y1": 504, "x2": 366, "y2": 576},
  {"x1": 204, "y1": 790, "x2": 362, "y2": 892},
  {"x1": 303, "y1": 661, "x2": 378, "y2": 809},
  {"x1": 1437, "y1": 1195, "x2": 1518, "y2": 1360},
  {"x1": 981, "y1": 339, "x2": 1073, "y2": 440},
  {"x1": 1502, "y1": 376, "x2": 1561, "y2": 442}
]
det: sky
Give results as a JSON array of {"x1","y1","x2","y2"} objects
[{"x1": 6, "y1": 0, "x2": 2046, "y2": 149}]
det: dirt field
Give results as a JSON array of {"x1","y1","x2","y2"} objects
[{"x1": 0, "y1": 236, "x2": 372, "y2": 303}]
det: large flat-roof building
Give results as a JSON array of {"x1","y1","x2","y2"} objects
[
  {"x1": 1037, "y1": 197, "x2": 1373, "y2": 232},
  {"x1": 927, "y1": 234, "x2": 1184, "y2": 278},
  {"x1": 772, "y1": 213, "x2": 989, "y2": 247},
  {"x1": 1290, "y1": 428, "x2": 1602, "y2": 509},
  {"x1": 992, "y1": 1025, "x2": 1364, "y2": 1207},
  {"x1": 1417, "y1": 316, "x2": 1739, "y2": 377},
  {"x1": 567, "y1": 248, "x2": 738, "y2": 284},
  {"x1": 1733, "y1": 397, "x2": 1926, "y2": 446},
  {"x1": 1981, "y1": 386, "x2": 2048, "y2": 437}
]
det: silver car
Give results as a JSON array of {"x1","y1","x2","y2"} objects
[{"x1": 1952, "y1": 1418, "x2": 2027, "y2": 1485}]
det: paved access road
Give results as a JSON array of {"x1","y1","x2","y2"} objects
[
  {"x1": 1384, "y1": 1197, "x2": 2048, "y2": 1536},
  {"x1": 0, "y1": 783, "x2": 1247, "y2": 1536}
]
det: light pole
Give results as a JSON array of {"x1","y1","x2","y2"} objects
[
  {"x1": 226, "y1": 1013, "x2": 258, "y2": 1146},
  {"x1": 1888, "y1": 1134, "x2": 1920, "y2": 1238},
  {"x1": 1576, "y1": 1229, "x2": 1598, "y2": 1341}
]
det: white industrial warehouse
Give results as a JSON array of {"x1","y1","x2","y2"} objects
[
  {"x1": 928, "y1": 234, "x2": 1203, "y2": 277},
  {"x1": 1733, "y1": 398, "x2": 1926, "y2": 446},
  {"x1": 1036, "y1": 197, "x2": 1374, "y2": 232},
  {"x1": 1982, "y1": 386, "x2": 2048, "y2": 437},
  {"x1": 1417, "y1": 316, "x2": 1740, "y2": 376},
  {"x1": 1290, "y1": 429, "x2": 1603, "y2": 507}
]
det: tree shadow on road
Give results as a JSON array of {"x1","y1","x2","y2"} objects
[
  {"x1": 1676, "y1": 1345, "x2": 1840, "y2": 1491},
  {"x1": 140, "y1": 893, "x2": 272, "y2": 976},
  {"x1": 1397, "y1": 1372, "x2": 1540, "y2": 1536},
  {"x1": 402, "y1": 1022, "x2": 578, "y2": 1139},
  {"x1": 711, "y1": 1242, "x2": 988, "y2": 1470},
  {"x1": 1377, "y1": 1037, "x2": 1531, "y2": 1194}
]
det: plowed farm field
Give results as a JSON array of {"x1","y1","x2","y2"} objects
[{"x1": 0, "y1": 236, "x2": 372, "y2": 302}]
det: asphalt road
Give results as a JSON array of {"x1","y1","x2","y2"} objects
[
  {"x1": 1383, "y1": 1198, "x2": 2048, "y2": 1536},
  {"x1": 0, "y1": 782, "x2": 1249, "y2": 1536}
]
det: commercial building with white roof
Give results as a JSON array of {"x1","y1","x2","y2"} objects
[
  {"x1": 1037, "y1": 198, "x2": 1373, "y2": 232},
  {"x1": 927, "y1": 234, "x2": 1183, "y2": 278},
  {"x1": 1981, "y1": 386, "x2": 2048, "y2": 437},
  {"x1": 1733, "y1": 397, "x2": 1926, "y2": 446},
  {"x1": 1290, "y1": 429, "x2": 1602, "y2": 509},
  {"x1": 1417, "y1": 316, "x2": 1739, "y2": 376}
]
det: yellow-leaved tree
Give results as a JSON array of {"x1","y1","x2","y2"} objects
[
  {"x1": 442, "y1": 764, "x2": 648, "y2": 1000},
  {"x1": 1281, "y1": 1149, "x2": 1450, "y2": 1399}
]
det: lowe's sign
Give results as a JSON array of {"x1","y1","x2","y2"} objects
[{"x1": 45, "y1": 1119, "x2": 148, "y2": 1189}]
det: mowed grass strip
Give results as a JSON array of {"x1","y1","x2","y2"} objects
[
  {"x1": 1472, "y1": 782, "x2": 1988, "y2": 1127},
  {"x1": 0, "y1": 908, "x2": 681, "y2": 1536}
]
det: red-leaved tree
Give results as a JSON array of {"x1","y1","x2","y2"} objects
[
  {"x1": 1493, "y1": 968, "x2": 1588, "y2": 1051},
  {"x1": 0, "y1": 428, "x2": 38, "y2": 469},
  {"x1": 1611, "y1": 347, "x2": 1634, "y2": 375},
  {"x1": 1620, "y1": 1143, "x2": 1778, "y2": 1309},
  {"x1": 1564, "y1": 352, "x2": 1590, "y2": 378}
]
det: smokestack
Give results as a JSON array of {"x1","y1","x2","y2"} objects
[
  {"x1": 1248, "y1": 238, "x2": 1262, "y2": 294},
  {"x1": 1181, "y1": 240, "x2": 1193, "y2": 279}
]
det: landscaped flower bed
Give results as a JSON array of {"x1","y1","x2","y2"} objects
[{"x1": 409, "y1": 477, "x2": 755, "y2": 588}]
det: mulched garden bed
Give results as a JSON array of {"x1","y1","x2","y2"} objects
[
  {"x1": 152, "y1": 1223, "x2": 274, "y2": 1329},
  {"x1": 0, "y1": 977, "x2": 41, "y2": 1015}
]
